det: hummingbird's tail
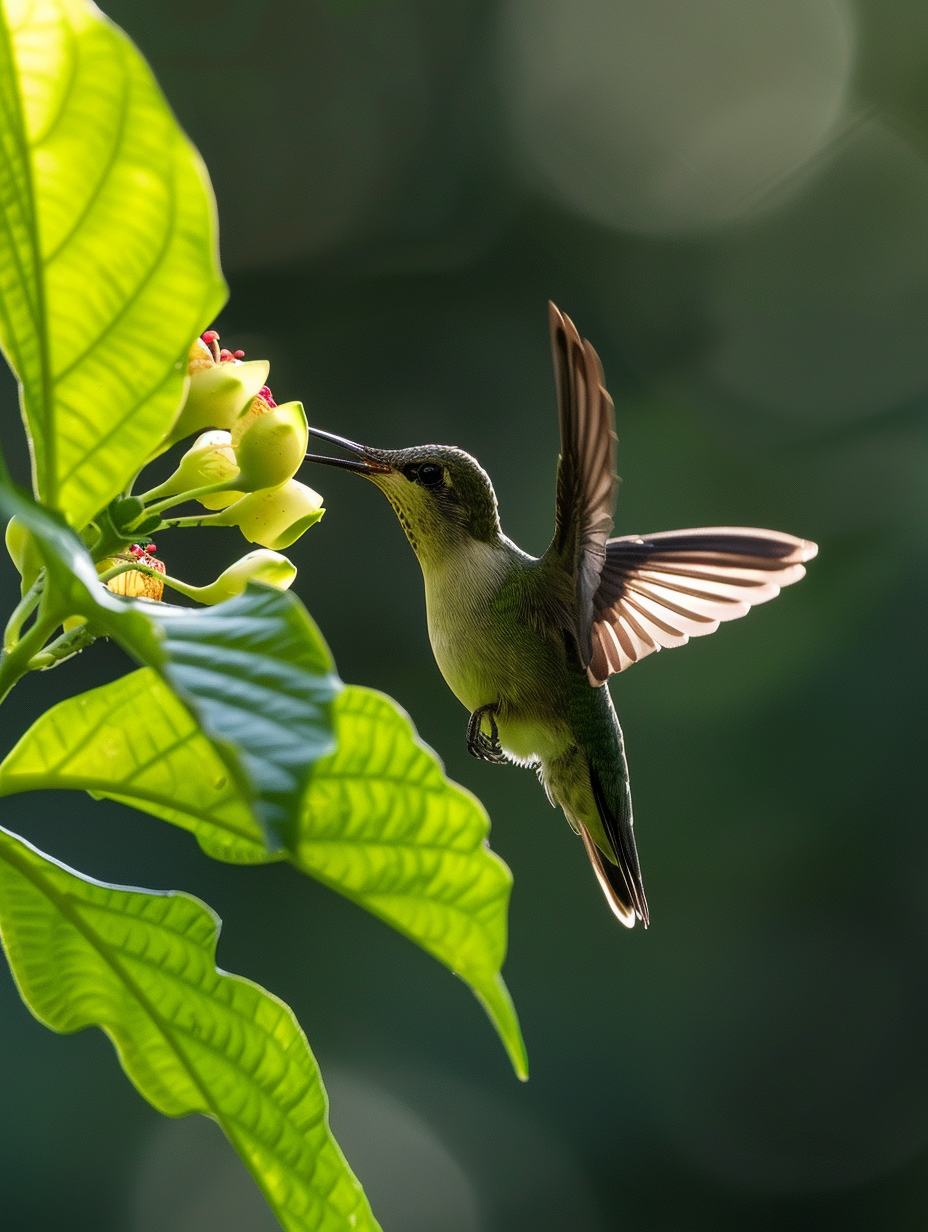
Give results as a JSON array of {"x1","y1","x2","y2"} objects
[{"x1": 548, "y1": 674, "x2": 649, "y2": 926}]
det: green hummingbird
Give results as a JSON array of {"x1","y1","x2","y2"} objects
[{"x1": 304, "y1": 304, "x2": 817, "y2": 927}]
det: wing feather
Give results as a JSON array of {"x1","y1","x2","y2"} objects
[
  {"x1": 547, "y1": 302, "x2": 618, "y2": 664},
  {"x1": 588, "y1": 527, "x2": 818, "y2": 685}
]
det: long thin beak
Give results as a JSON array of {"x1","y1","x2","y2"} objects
[{"x1": 304, "y1": 426, "x2": 393, "y2": 475}]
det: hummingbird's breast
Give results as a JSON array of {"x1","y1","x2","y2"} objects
[{"x1": 422, "y1": 539, "x2": 574, "y2": 763}]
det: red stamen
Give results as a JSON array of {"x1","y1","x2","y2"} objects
[
  {"x1": 232, "y1": 349, "x2": 245, "y2": 359},
  {"x1": 201, "y1": 330, "x2": 221, "y2": 362},
  {"x1": 257, "y1": 385, "x2": 277, "y2": 408}
]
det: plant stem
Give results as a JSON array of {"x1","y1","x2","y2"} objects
[
  {"x1": 96, "y1": 561, "x2": 202, "y2": 602},
  {"x1": 131, "y1": 481, "x2": 234, "y2": 523},
  {"x1": 136, "y1": 479, "x2": 177, "y2": 503},
  {"x1": 158, "y1": 513, "x2": 223, "y2": 531},
  {"x1": 0, "y1": 611, "x2": 60, "y2": 704},
  {"x1": 26, "y1": 623, "x2": 97, "y2": 671},
  {"x1": 3, "y1": 573, "x2": 45, "y2": 650}
]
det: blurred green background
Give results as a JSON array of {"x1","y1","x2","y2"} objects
[{"x1": 1, "y1": 1, "x2": 926, "y2": 1228}]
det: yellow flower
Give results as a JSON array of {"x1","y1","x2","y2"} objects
[
  {"x1": 178, "y1": 550, "x2": 297, "y2": 604},
  {"x1": 145, "y1": 430, "x2": 244, "y2": 511},
  {"x1": 234, "y1": 402, "x2": 309, "y2": 492},
  {"x1": 166, "y1": 332, "x2": 269, "y2": 446},
  {"x1": 214, "y1": 481, "x2": 324, "y2": 550}
]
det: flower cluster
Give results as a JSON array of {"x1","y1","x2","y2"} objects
[
  {"x1": 6, "y1": 330, "x2": 323, "y2": 610},
  {"x1": 148, "y1": 332, "x2": 323, "y2": 550}
]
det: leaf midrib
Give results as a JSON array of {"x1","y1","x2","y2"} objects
[
  {"x1": 55, "y1": 354, "x2": 179, "y2": 493},
  {"x1": 0, "y1": 772, "x2": 262, "y2": 845}
]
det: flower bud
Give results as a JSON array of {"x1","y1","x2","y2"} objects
[
  {"x1": 100, "y1": 546, "x2": 166, "y2": 601},
  {"x1": 182, "y1": 550, "x2": 297, "y2": 604},
  {"x1": 149, "y1": 430, "x2": 244, "y2": 510},
  {"x1": 234, "y1": 402, "x2": 308, "y2": 492},
  {"x1": 213, "y1": 481, "x2": 324, "y2": 550},
  {"x1": 5, "y1": 517, "x2": 43, "y2": 592}
]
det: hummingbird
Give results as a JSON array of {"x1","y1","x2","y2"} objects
[{"x1": 304, "y1": 304, "x2": 817, "y2": 927}]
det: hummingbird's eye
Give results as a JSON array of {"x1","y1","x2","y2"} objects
[{"x1": 417, "y1": 463, "x2": 444, "y2": 487}]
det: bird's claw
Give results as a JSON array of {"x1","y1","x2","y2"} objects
[
  {"x1": 466, "y1": 703, "x2": 508, "y2": 764},
  {"x1": 472, "y1": 732, "x2": 509, "y2": 764}
]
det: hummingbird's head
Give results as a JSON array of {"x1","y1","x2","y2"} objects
[{"x1": 305, "y1": 427, "x2": 501, "y2": 561}]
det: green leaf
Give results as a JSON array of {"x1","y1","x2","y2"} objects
[
  {"x1": 0, "y1": 668, "x2": 528, "y2": 1079},
  {"x1": 0, "y1": 483, "x2": 340, "y2": 851},
  {"x1": 0, "y1": 824, "x2": 380, "y2": 1232},
  {"x1": 0, "y1": 0, "x2": 226, "y2": 528}
]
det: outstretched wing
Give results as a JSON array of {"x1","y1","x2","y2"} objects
[
  {"x1": 587, "y1": 528, "x2": 818, "y2": 685},
  {"x1": 547, "y1": 302, "x2": 618, "y2": 665}
]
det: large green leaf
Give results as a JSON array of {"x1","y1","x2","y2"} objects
[
  {"x1": 0, "y1": 823, "x2": 379, "y2": 1232},
  {"x1": 0, "y1": 667, "x2": 528, "y2": 1079},
  {"x1": 0, "y1": 483, "x2": 339, "y2": 850},
  {"x1": 0, "y1": 0, "x2": 226, "y2": 528}
]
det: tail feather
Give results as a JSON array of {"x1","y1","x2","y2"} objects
[
  {"x1": 577, "y1": 823, "x2": 637, "y2": 927},
  {"x1": 588, "y1": 762, "x2": 650, "y2": 928}
]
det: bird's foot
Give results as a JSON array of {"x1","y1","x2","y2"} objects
[{"x1": 466, "y1": 703, "x2": 508, "y2": 764}]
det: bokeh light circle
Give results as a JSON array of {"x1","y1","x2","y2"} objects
[{"x1": 501, "y1": 0, "x2": 856, "y2": 234}]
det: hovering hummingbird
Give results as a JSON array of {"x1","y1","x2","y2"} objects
[{"x1": 305, "y1": 304, "x2": 817, "y2": 927}]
